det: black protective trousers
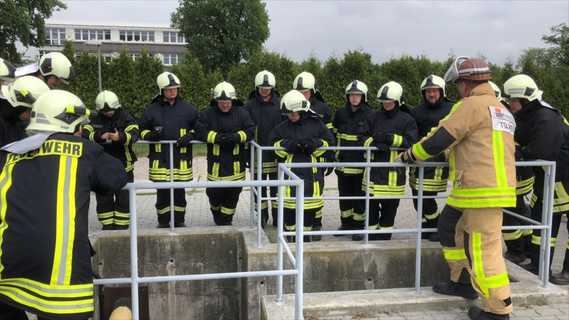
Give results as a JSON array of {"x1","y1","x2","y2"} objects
[
  {"x1": 0, "y1": 300, "x2": 89, "y2": 320},
  {"x1": 156, "y1": 188, "x2": 187, "y2": 226},
  {"x1": 369, "y1": 199, "x2": 400, "y2": 240},
  {"x1": 502, "y1": 194, "x2": 531, "y2": 257},
  {"x1": 207, "y1": 187, "x2": 242, "y2": 225},
  {"x1": 337, "y1": 171, "x2": 365, "y2": 229},
  {"x1": 96, "y1": 171, "x2": 134, "y2": 229}
]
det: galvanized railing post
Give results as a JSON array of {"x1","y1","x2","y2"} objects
[
  {"x1": 415, "y1": 166, "x2": 425, "y2": 293},
  {"x1": 169, "y1": 141, "x2": 175, "y2": 232},
  {"x1": 128, "y1": 185, "x2": 140, "y2": 320},
  {"x1": 256, "y1": 144, "x2": 264, "y2": 247},
  {"x1": 295, "y1": 181, "x2": 305, "y2": 320},
  {"x1": 364, "y1": 148, "x2": 372, "y2": 244},
  {"x1": 542, "y1": 163, "x2": 556, "y2": 286},
  {"x1": 276, "y1": 168, "x2": 285, "y2": 303},
  {"x1": 249, "y1": 142, "x2": 256, "y2": 225}
]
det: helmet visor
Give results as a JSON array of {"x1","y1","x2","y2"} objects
[{"x1": 444, "y1": 56, "x2": 468, "y2": 83}]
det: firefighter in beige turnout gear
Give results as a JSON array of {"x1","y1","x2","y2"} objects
[{"x1": 401, "y1": 57, "x2": 515, "y2": 320}]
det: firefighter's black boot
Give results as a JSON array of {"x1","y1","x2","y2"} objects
[
  {"x1": 433, "y1": 270, "x2": 478, "y2": 300},
  {"x1": 468, "y1": 306, "x2": 509, "y2": 320},
  {"x1": 312, "y1": 225, "x2": 322, "y2": 241}
]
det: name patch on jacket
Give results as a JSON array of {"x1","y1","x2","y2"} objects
[
  {"x1": 10, "y1": 140, "x2": 83, "y2": 162},
  {"x1": 489, "y1": 106, "x2": 515, "y2": 135}
]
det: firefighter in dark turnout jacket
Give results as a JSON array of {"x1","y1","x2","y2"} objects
[
  {"x1": 360, "y1": 81, "x2": 418, "y2": 241},
  {"x1": 408, "y1": 75, "x2": 453, "y2": 240},
  {"x1": 332, "y1": 80, "x2": 373, "y2": 232},
  {"x1": 270, "y1": 90, "x2": 335, "y2": 241},
  {"x1": 0, "y1": 90, "x2": 127, "y2": 320},
  {"x1": 83, "y1": 90, "x2": 139, "y2": 230},
  {"x1": 138, "y1": 72, "x2": 199, "y2": 228},
  {"x1": 0, "y1": 76, "x2": 50, "y2": 147},
  {"x1": 196, "y1": 81, "x2": 254, "y2": 225},
  {"x1": 504, "y1": 74, "x2": 569, "y2": 285},
  {"x1": 293, "y1": 71, "x2": 334, "y2": 235},
  {"x1": 488, "y1": 81, "x2": 534, "y2": 265},
  {"x1": 244, "y1": 70, "x2": 283, "y2": 227}
]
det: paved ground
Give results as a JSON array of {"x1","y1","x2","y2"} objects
[{"x1": 86, "y1": 157, "x2": 569, "y2": 319}]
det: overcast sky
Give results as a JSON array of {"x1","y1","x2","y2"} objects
[{"x1": 50, "y1": 0, "x2": 569, "y2": 65}]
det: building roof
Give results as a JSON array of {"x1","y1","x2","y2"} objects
[{"x1": 46, "y1": 21, "x2": 179, "y2": 31}]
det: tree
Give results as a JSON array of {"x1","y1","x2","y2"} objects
[
  {"x1": 542, "y1": 23, "x2": 569, "y2": 67},
  {"x1": 172, "y1": 0, "x2": 269, "y2": 74},
  {"x1": 0, "y1": 0, "x2": 65, "y2": 63}
]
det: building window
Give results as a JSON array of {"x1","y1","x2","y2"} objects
[
  {"x1": 163, "y1": 31, "x2": 184, "y2": 43},
  {"x1": 46, "y1": 28, "x2": 66, "y2": 46},
  {"x1": 119, "y1": 30, "x2": 155, "y2": 42},
  {"x1": 74, "y1": 29, "x2": 111, "y2": 42},
  {"x1": 162, "y1": 53, "x2": 179, "y2": 65}
]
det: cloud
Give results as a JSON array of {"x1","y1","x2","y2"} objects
[{"x1": 50, "y1": 0, "x2": 569, "y2": 64}]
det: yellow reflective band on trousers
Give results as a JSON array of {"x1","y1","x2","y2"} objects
[
  {"x1": 51, "y1": 155, "x2": 79, "y2": 286},
  {"x1": 554, "y1": 181, "x2": 569, "y2": 213},
  {"x1": 443, "y1": 247, "x2": 467, "y2": 261},
  {"x1": 0, "y1": 156, "x2": 16, "y2": 275},
  {"x1": 0, "y1": 284, "x2": 93, "y2": 315},
  {"x1": 516, "y1": 177, "x2": 534, "y2": 195},
  {"x1": 531, "y1": 235, "x2": 557, "y2": 247},
  {"x1": 472, "y1": 232, "x2": 510, "y2": 298}
]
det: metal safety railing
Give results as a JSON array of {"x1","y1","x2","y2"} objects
[
  {"x1": 249, "y1": 142, "x2": 557, "y2": 291},
  {"x1": 92, "y1": 176, "x2": 306, "y2": 320}
]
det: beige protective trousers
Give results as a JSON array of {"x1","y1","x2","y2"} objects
[{"x1": 440, "y1": 206, "x2": 513, "y2": 315}]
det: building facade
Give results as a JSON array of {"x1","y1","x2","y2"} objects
[{"x1": 41, "y1": 23, "x2": 188, "y2": 66}]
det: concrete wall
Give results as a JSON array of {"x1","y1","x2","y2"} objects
[
  {"x1": 92, "y1": 228, "x2": 449, "y2": 320},
  {"x1": 92, "y1": 228, "x2": 245, "y2": 320}
]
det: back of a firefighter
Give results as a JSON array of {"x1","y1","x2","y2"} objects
[
  {"x1": 0, "y1": 90, "x2": 128, "y2": 320},
  {"x1": 401, "y1": 57, "x2": 516, "y2": 320}
]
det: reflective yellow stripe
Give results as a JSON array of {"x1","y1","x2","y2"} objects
[
  {"x1": 0, "y1": 156, "x2": 15, "y2": 275},
  {"x1": 237, "y1": 130, "x2": 247, "y2": 143},
  {"x1": 124, "y1": 124, "x2": 138, "y2": 147},
  {"x1": 388, "y1": 150, "x2": 398, "y2": 187},
  {"x1": 492, "y1": 130, "x2": 507, "y2": 188},
  {"x1": 353, "y1": 212, "x2": 365, "y2": 221},
  {"x1": 392, "y1": 134, "x2": 403, "y2": 147},
  {"x1": 0, "y1": 278, "x2": 92, "y2": 298},
  {"x1": 338, "y1": 133, "x2": 358, "y2": 141},
  {"x1": 140, "y1": 129, "x2": 150, "y2": 139},
  {"x1": 51, "y1": 156, "x2": 78, "y2": 286},
  {"x1": 447, "y1": 196, "x2": 516, "y2": 208},
  {"x1": 97, "y1": 211, "x2": 114, "y2": 219},
  {"x1": 326, "y1": 122, "x2": 333, "y2": 129},
  {"x1": 313, "y1": 139, "x2": 328, "y2": 158},
  {"x1": 0, "y1": 286, "x2": 93, "y2": 314},
  {"x1": 179, "y1": 128, "x2": 187, "y2": 153},
  {"x1": 443, "y1": 247, "x2": 467, "y2": 261},
  {"x1": 207, "y1": 131, "x2": 217, "y2": 144},
  {"x1": 207, "y1": 171, "x2": 246, "y2": 181},
  {"x1": 451, "y1": 187, "x2": 515, "y2": 197},
  {"x1": 341, "y1": 209, "x2": 353, "y2": 218},
  {"x1": 274, "y1": 140, "x2": 288, "y2": 158},
  {"x1": 424, "y1": 211, "x2": 440, "y2": 220},
  {"x1": 220, "y1": 207, "x2": 236, "y2": 215},
  {"x1": 83, "y1": 125, "x2": 95, "y2": 141},
  {"x1": 471, "y1": 232, "x2": 510, "y2": 298},
  {"x1": 412, "y1": 143, "x2": 430, "y2": 161}
]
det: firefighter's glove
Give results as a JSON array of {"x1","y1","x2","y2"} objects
[
  {"x1": 143, "y1": 130, "x2": 161, "y2": 142},
  {"x1": 225, "y1": 132, "x2": 241, "y2": 145},
  {"x1": 399, "y1": 148, "x2": 417, "y2": 164},
  {"x1": 282, "y1": 139, "x2": 302, "y2": 154},
  {"x1": 177, "y1": 133, "x2": 194, "y2": 147},
  {"x1": 302, "y1": 138, "x2": 322, "y2": 154}
]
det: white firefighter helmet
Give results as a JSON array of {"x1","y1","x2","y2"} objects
[
  {"x1": 1, "y1": 76, "x2": 50, "y2": 108},
  {"x1": 377, "y1": 81, "x2": 403, "y2": 104},
  {"x1": 0, "y1": 58, "x2": 16, "y2": 80},
  {"x1": 281, "y1": 90, "x2": 311, "y2": 113},
  {"x1": 345, "y1": 80, "x2": 368, "y2": 102},
  {"x1": 254, "y1": 70, "x2": 276, "y2": 88},
  {"x1": 95, "y1": 90, "x2": 121, "y2": 111},
  {"x1": 488, "y1": 81, "x2": 503, "y2": 101},
  {"x1": 39, "y1": 52, "x2": 73, "y2": 83},
  {"x1": 156, "y1": 72, "x2": 181, "y2": 91},
  {"x1": 293, "y1": 71, "x2": 316, "y2": 91},
  {"x1": 27, "y1": 90, "x2": 91, "y2": 134},
  {"x1": 503, "y1": 74, "x2": 543, "y2": 102},
  {"x1": 213, "y1": 81, "x2": 237, "y2": 100},
  {"x1": 420, "y1": 74, "x2": 446, "y2": 97}
]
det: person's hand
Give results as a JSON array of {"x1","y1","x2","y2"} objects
[
  {"x1": 283, "y1": 139, "x2": 302, "y2": 153},
  {"x1": 177, "y1": 133, "x2": 194, "y2": 147},
  {"x1": 398, "y1": 148, "x2": 417, "y2": 164},
  {"x1": 302, "y1": 138, "x2": 322, "y2": 154},
  {"x1": 108, "y1": 129, "x2": 121, "y2": 142}
]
